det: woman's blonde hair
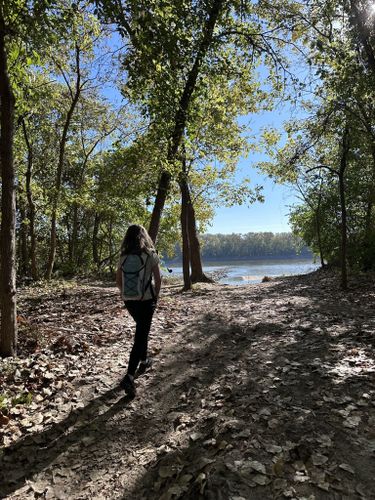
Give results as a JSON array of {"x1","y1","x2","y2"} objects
[{"x1": 121, "y1": 224, "x2": 155, "y2": 256}]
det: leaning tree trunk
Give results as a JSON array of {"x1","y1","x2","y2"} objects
[
  {"x1": 339, "y1": 127, "x2": 349, "y2": 290},
  {"x1": 149, "y1": 171, "x2": 171, "y2": 242},
  {"x1": 0, "y1": 18, "x2": 17, "y2": 357},
  {"x1": 148, "y1": 0, "x2": 225, "y2": 242},
  {"x1": 180, "y1": 178, "x2": 191, "y2": 291}
]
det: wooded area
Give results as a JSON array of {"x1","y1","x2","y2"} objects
[
  {"x1": 1, "y1": 0, "x2": 375, "y2": 356},
  {"x1": 0, "y1": 2, "x2": 375, "y2": 497}
]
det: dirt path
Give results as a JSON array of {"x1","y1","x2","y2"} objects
[{"x1": 1, "y1": 270, "x2": 374, "y2": 499}]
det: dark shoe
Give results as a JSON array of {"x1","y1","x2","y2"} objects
[
  {"x1": 120, "y1": 374, "x2": 136, "y2": 398},
  {"x1": 136, "y1": 358, "x2": 153, "y2": 376}
]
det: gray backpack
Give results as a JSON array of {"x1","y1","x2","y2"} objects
[{"x1": 121, "y1": 253, "x2": 151, "y2": 300}]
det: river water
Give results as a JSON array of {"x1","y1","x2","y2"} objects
[{"x1": 164, "y1": 258, "x2": 319, "y2": 285}]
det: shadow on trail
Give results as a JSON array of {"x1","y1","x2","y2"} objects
[
  {"x1": 122, "y1": 272, "x2": 375, "y2": 499},
  {"x1": 0, "y1": 301, "x2": 249, "y2": 498},
  {"x1": 0, "y1": 386, "x2": 133, "y2": 497}
]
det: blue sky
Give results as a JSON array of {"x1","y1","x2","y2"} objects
[
  {"x1": 208, "y1": 174, "x2": 296, "y2": 234},
  {"x1": 207, "y1": 105, "x2": 300, "y2": 234}
]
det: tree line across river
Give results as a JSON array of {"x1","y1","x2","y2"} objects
[{"x1": 169, "y1": 232, "x2": 312, "y2": 262}]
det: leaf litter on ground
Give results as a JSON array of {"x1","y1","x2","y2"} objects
[{"x1": 0, "y1": 270, "x2": 375, "y2": 499}]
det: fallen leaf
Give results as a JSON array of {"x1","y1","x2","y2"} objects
[
  {"x1": 252, "y1": 474, "x2": 270, "y2": 485},
  {"x1": 272, "y1": 459, "x2": 284, "y2": 476},
  {"x1": 311, "y1": 453, "x2": 329, "y2": 466},
  {"x1": 317, "y1": 481, "x2": 330, "y2": 492},
  {"x1": 265, "y1": 444, "x2": 282, "y2": 454},
  {"x1": 339, "y1": 463, "x2": 355, "y2": 474},
  {"x1": 247, "y1": 460, "x2": 266, "y2": 475},
  {"x1": 28, "y1": 480, "x2": 49, "y2": 495},
  {"x1": 189, "y1": 432, "x2": 204, "y2": 442},
  {"x1": 272, "y1": 478, "x2": 287, "y2": 490},
  {"x1": 0, "y1": 413, "x2": 10, "y2": 426},
  {"x1": 343, "y1": 415, "x2": 361, "y2": 428}
]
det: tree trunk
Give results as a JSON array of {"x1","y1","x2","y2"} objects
[
  {"x1": 0, "y1": 18, "x2": 17, "y2": 357},
  {"x1": 315, "y1": 184, "x2": 325, "y2": 268},
  {"x1": 108, "y1": 219, "x2": 114, "y2": 273},
  {"x1": 148, "y1": 171, "x2": 171, "y2": 242},
  {"x1": 45, "y1": 44, "x2": 82, "y2": 279},
  {"x1": 21, "y1": 117, "x2": 38, "y2": 279},
  {"x1": 363, "y1": 200, "x2": 373, "y2": 270},
  {"x1": 183, "y1": 180, "x2": 212, "y2": 283},
  {"x1": 70, "y1": 203, "x2": 79, "y2": 267},
  {"x1": 148, "y1": 0, "x2": 225, "y2": 242},
  {"x1": 315, "y1": 212, "x2": 325, "y2": 268},
  {"x1": 18, "y1": 194, "x2": 28, "y2": 276},
  {"x1": 93, "y1": 212, "x2": 101, "y2": 267},
  {"x1": 362, "y1": 148, "x2": 375, "y2": 270},
  {"x1": 180, "y1": 179, "x2": 191, "y2": 291},
  {"x1": 339, "y1": 127, "x2": 349, "y2": 290}
]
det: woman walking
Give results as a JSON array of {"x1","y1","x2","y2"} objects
[{"x1": 116, "y1": 225, "x2": 161, "y2": 397}]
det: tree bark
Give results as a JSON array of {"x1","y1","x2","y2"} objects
[
  {"x1": 0, "y1": 15, "x2": 17, "y2": 357},
  {"x1": 179, "y1": 178, "x2": 191, "y2": 291},
  {"x1": 45, "y1": 44, "x2": 82, "y2": 279},
  {"x1": 338, "y1": 127, "x2": 349, "y2": 290},
  {"x1": 148, "y1": 171, "x2": 171, "y2": 242},
  {"x1": 148, "y1": 0, "x2": 225, "y2": 242}
]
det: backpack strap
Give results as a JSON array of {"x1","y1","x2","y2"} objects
[
  {"x1": 143, "y1": 273, "x2": 156, "y2": 300},
  {"x1": 146, "y1": 251, "x2": 157, "y2": 300},
  {"x1": 140, "y1": 254, "x2": 150, "y2": 300}
]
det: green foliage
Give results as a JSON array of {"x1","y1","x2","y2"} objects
[
  {"x1": 11, "y1": 392, "x2": 33, "y2": 406},
  {"x1": 9, "y1": 0, "x2": 375, "y2": 282},
  {"x1": 171, "y1": 232, "x2": 311, "y2": 260},
  {"x1": 256, "y1": 0, "x2": 375, "y2": 272},
  {"x1": 0, "y1": 394, "x2": 7, "y2": 411}
]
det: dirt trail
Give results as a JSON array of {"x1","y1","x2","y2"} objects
[{"x1": 0, "y1": 270, "x2": 374, "y2": 499}]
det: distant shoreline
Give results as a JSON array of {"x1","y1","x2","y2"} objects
[{"x1": 165, "y1": 254, "x2": 315, "y2": 265}]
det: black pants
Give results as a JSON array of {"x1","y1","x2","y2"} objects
[{"x1": 125, "y1": 299, "x2": 156, "y2": 376}]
